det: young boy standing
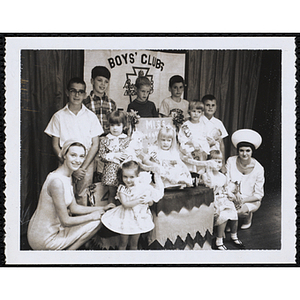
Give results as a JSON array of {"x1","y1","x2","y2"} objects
[
  {"x1": 83, "y1": 66, "x2": 116, "y2": 134},
  {"x1": 178, "y1": 100, "x2": 210, "y2": 173},
  {"x1": 159, "y1": 75, "x2": 189, "y2": 119},
  {"x1": 200, "y1": 94, "x2": 228, "y2": 171},
  {"x1": 45, "y1": 77, "x2": 104, "y2": 205},
  {"x1": 127, "y1": 76, "x2": 158, "y2": 117}
]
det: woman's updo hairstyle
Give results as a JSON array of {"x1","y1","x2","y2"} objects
[{"x1": 59, "y1": 139, "x2": 86, "y2": 160}]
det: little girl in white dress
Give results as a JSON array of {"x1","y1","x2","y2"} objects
[
  {"x1": 101, "y1": 160, "x2": 164, "y2": 250},
  {"x1": 142, "y1": 125, "x2": 192, "y2": 189},
  {"x1": 203, "y1": 150, "x2": 245, "y2": 250}
]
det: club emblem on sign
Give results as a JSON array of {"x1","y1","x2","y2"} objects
[{"x1": 123, "y1": 67, "x2": 154, "y2": 102}]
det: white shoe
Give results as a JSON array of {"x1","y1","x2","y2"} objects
[{"x1": 241, "y1": 212, "x2": 253, "y2": 229}]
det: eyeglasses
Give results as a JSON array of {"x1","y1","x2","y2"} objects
[{"x1": 69, "y1": 89, "x2": 86, "y2": 95}]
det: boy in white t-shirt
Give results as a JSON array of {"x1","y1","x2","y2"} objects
[
  {"x1": 159, "y1": 75, "x2": 189, "y2": 119},
  {"x1": 200, "y1": 94, "x2": 228, "y2": 172},
  {"x1": 44, "y1": 77, "x2": 104, "y2": 205}
]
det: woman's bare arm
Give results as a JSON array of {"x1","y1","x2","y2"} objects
[{"x1": 48, "y1": 178, "x2": 102, "y2": 227}]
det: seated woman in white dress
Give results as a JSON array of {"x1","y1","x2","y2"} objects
[
  {"x1": 27, "y1": 139, "x2": 114, "y2": 250},
  {"x1": 226, "y1": 129, "x2": 265, "y2": 229}
]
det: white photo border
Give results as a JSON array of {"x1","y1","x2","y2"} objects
[{"x1": 4, "y1": 36, "x2": 297, "y2": 265}]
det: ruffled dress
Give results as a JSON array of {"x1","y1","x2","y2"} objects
[
  {"x1": 98, "y1": 133, "x2": 130, "y2": 186},
  {"x1": 101, "y1": 174, "x2": 164, "y2": 235},
  {"x1": 147, "y1": 146, "x2": 192, "y2": 189},
  {"x1": 178, "y1": 120, "x2": 210, "y2": 172},
  {"x1": 203, "y1": 172, "x2": 238, "y2": 226}
]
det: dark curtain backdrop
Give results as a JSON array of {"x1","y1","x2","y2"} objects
[
  {"x1": 252, "y1": 51, "x2": 281, "y2": 193},
  {"x1": 186, "y1": 50, "x2": 263, "y2": 158},
  {"x1": 185, "y1": 50, "x2": 281, "y2": 193},
  {"x1": 21, "y1": 50, "x2": 84, "y2": 237}
]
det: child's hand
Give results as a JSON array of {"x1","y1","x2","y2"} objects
[
  {"x1": 192, "y1": 141, "x2": 200, "y2": 150},
  {"x1": 134, "y1": 149, "x2": 142, "y2": 158},
  {"x1": 73, "y1": 168, "x2": 86, "y2": 181},
  {"x1": 227, "y1": 192, "x2": 236, "y2": 201},
  {"x1": 236, "y1": 194, "x2": 243, "y2": 204},
  {"x1": 151, "y1": 165, "x2": 161, "y2": 175},
  {"x1": 119, "y1": 153, "x2": 129, "y2": 162},
  {"x1": 206, "y1": 160, "x2": 219, "y2": 170},
  {"x1": 90, "y1": 210, "x2": 103, "y2": 221},
  {"x1": 138, "y1": 195, "x2": 147, "y2": 204},
  {"x1": 140, "y1": 197, "x2": 152, "y2": 205},
  {"x1": 113, "y1": 153, "x2": 127, "y2": 162},
  {"x1": 104, "y1": 203, "x2": 116, "y2": 211},
  {"x1": 206, "y1": 136, "x2": 216, "y2": 146}
]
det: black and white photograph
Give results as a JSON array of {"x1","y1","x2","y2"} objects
[{"x1": 4, "y1": 36, "x2": 296, "y2": 265}]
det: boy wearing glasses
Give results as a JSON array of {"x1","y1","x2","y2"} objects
[{"x1": 45, "y1": 77, "x2": 104, "y2": 205}]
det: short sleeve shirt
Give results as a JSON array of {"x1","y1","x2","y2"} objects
[
  {"x1": 44, "y1": 104, "x2": 104, "y2": 149},
  {"x1": 83, "y1": 92, "x2": 116, "y2": 134},
  {"x1": 159, "y1": 96, "x2": 189, "y2": 119},
  {"x1": 199, "y1": 115, "x2": 228, "y2": 139}
]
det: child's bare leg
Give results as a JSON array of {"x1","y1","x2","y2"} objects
[
  {"x1": 228, "y1": 219, "x2": 238, "y2": 234},
  {"x1": 217, "y1": 221, "x2": 227, "y2": 238},
  {"x1": 108, "y1": 186, "x2": 117, "y2": 204},
  {"x1": 215, "y1": 222, "x2": 227, "y2": 250},
  {"x1": 128, "y1": 234, "x2": 140, "y2": 250},
  {"x1": 228, "y1": 220, "x2": 245, "y2": 249},
  {"x1": 119, "y1": 235, "x2": 129, "y2": 250}
]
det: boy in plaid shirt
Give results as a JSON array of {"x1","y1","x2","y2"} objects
[
  {"x1": 83, "y1": 66, "x2": 117, "y2": 181},
  {"x1": 84, "y1": 66, "x2": 116, "y2": 134}
]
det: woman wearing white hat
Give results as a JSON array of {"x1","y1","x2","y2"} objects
[
  {"x1": 27, "y1": 139, "x2": 115, "y2": 250},
  {"x1": 226, "y1": 129, "x2": 265, "y2": 229}
]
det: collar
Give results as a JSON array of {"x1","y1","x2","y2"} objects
[
  {"x1": 90, "y1": 90, "x2": 107, "y2": 101},
  {"x1": 201, "y1": 115, "x2": 215, "y2": 124},
  {"x1": 170, "y1": 96, "x2": 182, "y2": 103},
  {"x1": 106, "y1": 133, "x2": 127, "y2": 139},
  {"x1": 65, "y1": 103, "x2": 87, "y2": 115},
  {"x1": 134, "y1": 99, "x2": 148, "y2": 104}
]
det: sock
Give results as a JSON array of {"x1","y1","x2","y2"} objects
[
  {"x1": 231, "y1": 233, "x2": 238, "y2": 241},
  {"x1": 216, "y1": 237, "x2": 223, "y2": 246}
]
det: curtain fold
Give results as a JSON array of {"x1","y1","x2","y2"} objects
[
  {"x1": 186, "y1": 50, "x2": 263, "y2": 157},
  {"x1": 21, "y1": 50, "x2": 84, "y2": 237}
]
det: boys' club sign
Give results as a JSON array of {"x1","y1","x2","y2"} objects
[{"x1": 84, "y1": 50, "x2": 185, "y2": 110}]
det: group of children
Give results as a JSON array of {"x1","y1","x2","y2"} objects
[{"x1": 44, "y1": 65, "x2": 244, "y2": 250}]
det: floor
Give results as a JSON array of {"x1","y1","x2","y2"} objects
[
  {"x1": 20, "y1": 187, "x2": 282, "y2": 251},
  {"x1": 222, "y1": 188, "x2": 281, "y2": 250}
]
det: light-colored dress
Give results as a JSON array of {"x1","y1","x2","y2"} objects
[
  {"x1": 148, "y1": 146, "x2": 193, "y2": 188},
  {"x1": 27, "y1": 172, "x2": 100, "y2": 250},
  {"x1": 226, "y1": 156, "x2": 265, "y2": 213},
  {"x1": 101, "y1": 173, "x2": 164, "y2": 235},
  {"x1": 203, "y1": 171, "x2": 238, "y2": 226},
  {"x1": 178, "y1": 120, "x2": 210, "y2": 172}
]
